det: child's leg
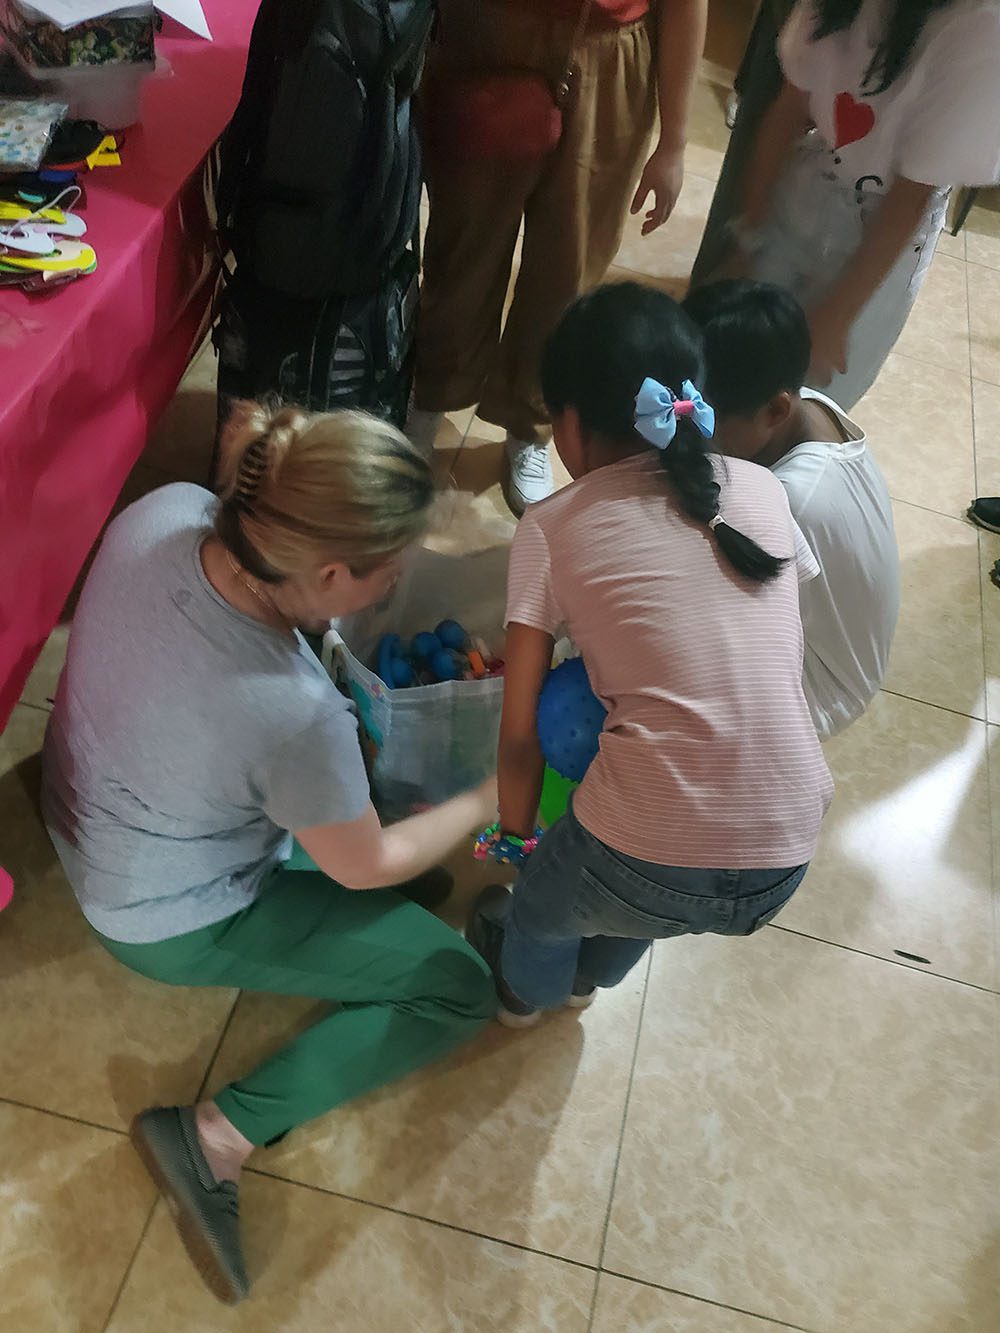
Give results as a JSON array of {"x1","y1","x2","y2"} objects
[
  {"x1": 575, "y1": 936, "x2": 654, "y2": 992},
  {"x1": 500, "y1": 811, "x2": 656, "y2": 1010}
]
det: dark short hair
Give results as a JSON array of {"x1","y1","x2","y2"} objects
[{"x1": 682, "y1": 280, "x2": 811, "y2": 418}]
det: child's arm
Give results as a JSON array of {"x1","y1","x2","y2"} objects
[
  {"x1": 631, "y1": 0, "x2": 708, "y2": 236},
  {"x1": 497, "y1": 622, "x2": 555, "y2": 839},
  {"x1": 805, "y1": 174, "x2": 937, "y2": 382},
  {"x1": 742, "y1": 78, "x2": 811, "y2": 230}
]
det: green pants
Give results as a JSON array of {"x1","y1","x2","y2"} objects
[{"x1": 99, "y1": 868, "x2": 495, "y2": 1146}]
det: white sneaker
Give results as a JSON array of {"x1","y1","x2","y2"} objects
[
  {"x1": 504, "y1": 436, "x2": 554, "y2": 515},
  {"x1": 405, "y1": 407, "x2": 444, "y2": 457}
]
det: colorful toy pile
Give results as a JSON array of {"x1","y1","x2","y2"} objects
[
  {"x1": 0, "y1": 115, "x2": 120, "y2": 292},
  {"x1": 376, "y1": 619, "x2": 504, "y2": 688},
  {"x1": 0, "y1": 189, "x2": 94, "y2": 290}
]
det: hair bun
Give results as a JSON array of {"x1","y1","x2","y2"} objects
[
  {"x1": 261, "y1": 407, "x2": 309, "y2": 482},
  {"x1": 224, "y1": 403, "x2": 308, "y2": 513}
]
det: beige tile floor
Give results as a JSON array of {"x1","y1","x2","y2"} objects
[{"x1": 4, "y1": 31, "x2": 1000, "y2": 1333}]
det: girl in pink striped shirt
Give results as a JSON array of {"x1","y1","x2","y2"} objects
[{"x1": 467, "y1": 282, "x2": 833, "y2": 1026}]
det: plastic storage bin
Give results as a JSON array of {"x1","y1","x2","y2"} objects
[
  {"x1": 2, "y1": 1, "x2": 155, "y2": 127},
  {"x1": 14, "y1": 59, "x2": 151, "y2": 126}
]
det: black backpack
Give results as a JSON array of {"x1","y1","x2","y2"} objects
[{"x1": 215, "y1": 0, "x2": 436, "y2": 300}]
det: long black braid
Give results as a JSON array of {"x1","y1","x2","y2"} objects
[{"x1": 540, "y1": 282, "x2": 786, "y2": 585}]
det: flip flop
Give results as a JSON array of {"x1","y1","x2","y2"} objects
[{"x1": 0, "y1": 240, "x2": 97, "y2": 273}]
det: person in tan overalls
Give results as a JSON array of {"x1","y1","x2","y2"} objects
[{"x1": 410, "y1": 0, "x2": 707, "y2": 513}]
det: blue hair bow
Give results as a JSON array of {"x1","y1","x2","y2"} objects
[{"x1": 634, "y1": 377, "x2": 715, "y2": 450}]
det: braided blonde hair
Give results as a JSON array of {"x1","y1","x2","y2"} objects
[{"x1": 215, "y1": 401, "x2": 434, "y2": 583}]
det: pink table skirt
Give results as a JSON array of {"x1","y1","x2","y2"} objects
[{"x1": 0, "y1": 0, "x2": 256, "y2": 728}]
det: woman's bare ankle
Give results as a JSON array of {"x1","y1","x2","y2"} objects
[{"x1": 194, "y1": 1101, "x2": 254, "y2": 1184}]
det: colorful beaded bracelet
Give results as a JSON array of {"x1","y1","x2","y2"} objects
[{"x1": 473, "y1": 822, "x2": 543, "y2": 867}]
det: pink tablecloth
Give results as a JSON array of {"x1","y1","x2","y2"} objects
[{"x1": 0, "y1": 0, "x2": 256, "y2": 729}]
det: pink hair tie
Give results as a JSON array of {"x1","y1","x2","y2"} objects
[{"x1": 672, "y1": 399, "x2": 695, "y2": 417}]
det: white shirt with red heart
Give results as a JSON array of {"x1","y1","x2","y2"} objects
[{"x1": 779, "y1": 0, "x2": 1000, "y2": 191}]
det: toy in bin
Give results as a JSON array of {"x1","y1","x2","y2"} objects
[
  {"x1": 536, "y1": 656, "x2": 607, "y2": 826},
  {"x1": 376, "y1": 619, "x2": 503, "y2": 688}
]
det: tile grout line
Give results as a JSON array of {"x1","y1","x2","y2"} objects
[
  {"x1": 961, "y1": 243, "x2": 973, "y2": 383},
  {"x1": 767, "y1": 922, "x2": 1000, "y2": 995},
  {"x1": 99, "y1": 989, "x2": 243, "y2": 1332},
  {"x1": 234, "y1": 1153, "x2": 819, "y2": 1333},
  {"x1": 965, "y1": 255, "x2": 1000, "y2": 277},
  {"x1": 99, "y1": 1199, "x2": 160, "y2": 1333},
  {"x1": 969, "y1": 240, "x2": 995, "y2": 737},
  {"x1": 597, "y1": 1269, "x2": 819, "y2": 1333},
  {"x1": 585, "y1": 950, "x2": 654, "y2": 1333},
  {"x1": 965, "y1": 240, "x2": 984, "y2": 510},
  {"x1": 986, "y1": 736, "x2": 1000, "y2": 1000},
  {"x1": 889, "y1": 496, "x2": 978, "y2": 525},
  {"x1": 982, "y1": 220, "x2": 1000, "y2": 973},
  {"x1": 242, "y1": 1164, "x2": 605, "y2": 1277},
  {"x1": 0, "y1": 1093, "x2": 127, "y2": 1138},
  {"x1": 878, "y1": 685, "x2": 988, "y2": 726}
]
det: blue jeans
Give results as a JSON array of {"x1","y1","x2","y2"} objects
[{"x1": 502, "y1": 806, "x2": 808, "y2": 1010}]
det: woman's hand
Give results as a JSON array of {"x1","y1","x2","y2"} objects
[
  {"x1": 297, "y1": 777, "x2": 500, "y2": 892},
  {"x1": 807, "y1": 300, "x2": 852, "y2": 385},
  {"x1": 631, "y1": 143, "x2": 685, "y2": 236}
]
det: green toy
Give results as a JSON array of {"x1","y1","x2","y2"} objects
[{"x1": 538, "y1": 765, "x2": 578, "y2": 828}]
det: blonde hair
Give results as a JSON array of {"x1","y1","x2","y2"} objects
[{"x1": 215, "y1": 402, "x2": 434, "y2": 582}]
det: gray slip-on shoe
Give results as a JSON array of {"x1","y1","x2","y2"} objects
[{"x1": 130, "y1": 1106, "x2": 250, "y2": 1304}]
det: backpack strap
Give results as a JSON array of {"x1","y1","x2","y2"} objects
[
  {"x1": 377, "y1": 0, "x2": 436, "y2": 88},
  {"x1": 350, "y1": 0, "x2": 435, "y2": 264},
  {"x1": 215, "y1": 0, "x2": 322, "y2": 246}
]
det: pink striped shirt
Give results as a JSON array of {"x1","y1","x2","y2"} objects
[{"x1": 506, "y1": 454, "x2": 834, "y2": 867}]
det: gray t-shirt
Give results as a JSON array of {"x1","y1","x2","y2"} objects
[{"x1": 41, "y1": 483, "x2": 371, "y2": 944}]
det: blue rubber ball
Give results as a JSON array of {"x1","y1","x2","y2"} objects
[
  {"x1": 435, "y1": 619, "x2": 468, "y2": 651},
  {"x1": 536, "y1": 657, "x2": 607, "y2": 783},
  {"x1": 411, "y1": 631, "x2": 442, "y2": 661},
  {"x1": 431, "y1": 649, "x2": 461, "y2": 682}
]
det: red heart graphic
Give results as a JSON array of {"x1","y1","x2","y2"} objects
[{"x1": 833, "y1": 91, "x2": 875, "y2": 150}]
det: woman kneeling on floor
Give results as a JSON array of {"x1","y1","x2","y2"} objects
[{"x1": 40, "y1": 405, "x2": 497, "y2": 1304}]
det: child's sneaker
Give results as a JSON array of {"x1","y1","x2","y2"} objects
[
  {"x1": 565, "y1": 981, "x2": 597, "y2": 1010},
  {"x1": 465, "y1": 884, "x2": 541, "y2": 1028},
  {"x1": 504, "y1": 436, "x2": 554, "y2": 515},
  {"x1": 970, "y1": 497, "x2": 1000, "y2": 534}
]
